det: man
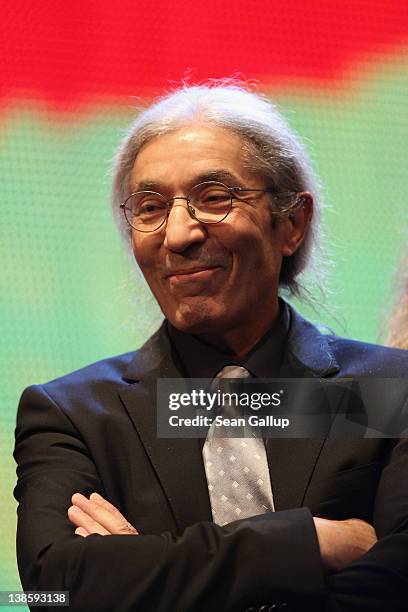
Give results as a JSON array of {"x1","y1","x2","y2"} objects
[{"x1": 14, "y1": 84, "x2": 408, "y2": 611}]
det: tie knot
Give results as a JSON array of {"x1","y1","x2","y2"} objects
[
  {"x1": 215, "y1": 365, "x2": 252, "y2": 379},
  {"x1": 211, "y1": 365, "x2": 252, "y2": 421}
]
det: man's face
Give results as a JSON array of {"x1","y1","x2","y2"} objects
[{"x1": 130, "y1": 124, "x2": 299, "y2": 340}]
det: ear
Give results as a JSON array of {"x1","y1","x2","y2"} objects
[{"x1": 281, "y1": 192, "x2": 313, "y2": 257}]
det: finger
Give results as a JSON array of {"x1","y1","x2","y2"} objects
[
  {"x1": 71, "y1": 493, "x2": 138, "y2": 535},
  {"x1": 90, "y1": 492, "x2": 124, "y2": 514},
  {"x1": 67, "y1": 504, "x2": 111, "y2": 536},
  {"x1": 75, "y1": 526, "x2": 89, "y2": 537},
  {"x1": 89, "y1": 492, "x2": 139, "y2": 534}
]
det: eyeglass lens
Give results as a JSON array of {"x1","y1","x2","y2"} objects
[{"x1": 123, "y1": 181, "x2": 232, "y2": 231}]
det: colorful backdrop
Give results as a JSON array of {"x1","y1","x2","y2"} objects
[{"x1": 1, "y1": 0, "x2": 408, "y2": 604}]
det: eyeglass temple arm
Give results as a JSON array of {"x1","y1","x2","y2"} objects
[{"x1": 231, "y1": 187, "x2": 306, "y2": 207}]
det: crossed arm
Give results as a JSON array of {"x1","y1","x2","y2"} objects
[
  {"x1": 15, "y1": 383, "x2": 408, "y2": 611},
  {"x1": 15, "y1": 384, "x2": 329, "y2": 611},
  {"x1": 67, "y1": 491, "x2": 377, "y2": 573}
]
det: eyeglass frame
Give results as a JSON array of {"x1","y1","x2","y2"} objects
[{"x1": 120, "y1": 180, "x2": 306, "y2": 233}]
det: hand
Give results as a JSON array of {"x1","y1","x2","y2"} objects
[
  {"x1": 68, "y1": 492, "x2": 138, "y2": 537},
  {"x1": 313, "y1": 517, "x2": 377, "y2": 573}
]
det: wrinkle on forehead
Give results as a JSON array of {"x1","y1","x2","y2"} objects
[
  {"x1": 130, "y1": 124, "x2": 261, "y2": 194},
  {"x1": 132, "y1": 170, "x2": 243, "y2": 194}
]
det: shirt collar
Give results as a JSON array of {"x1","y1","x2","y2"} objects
[{"x1": 167, "y1": 299, "x2": 290, "y2": 379}]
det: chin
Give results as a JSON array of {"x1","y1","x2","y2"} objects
[{"x1": 166, "y1": 300, "x2": 226, "y2": 334}]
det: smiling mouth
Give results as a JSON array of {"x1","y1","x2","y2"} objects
[{"x1": 166, "y1": 266, "x2": 221, "y2": 281}]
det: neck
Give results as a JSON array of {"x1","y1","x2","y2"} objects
[{"x1": 195, "y1": 300, "x2": 280, "y2": 359}]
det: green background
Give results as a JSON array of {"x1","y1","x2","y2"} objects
[{"x1": 1, "y1": 55, "x2": 407, "y2": 602}]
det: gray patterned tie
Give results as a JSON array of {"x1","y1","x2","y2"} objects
[{"x1": 203, "y1": 365, "x2": 275, "y2": 526}]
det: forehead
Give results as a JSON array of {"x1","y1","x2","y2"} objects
[{"x1": 130, "y1": 124, "x2": 255, "y2": 191}]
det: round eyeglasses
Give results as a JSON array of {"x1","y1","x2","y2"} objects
[{"x1": 120, "y1": 180, "x2": 303, "y2": 233}]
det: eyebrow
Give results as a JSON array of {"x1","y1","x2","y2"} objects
[
  {"x1": 132, "y1": 169, "x2": 242, "y2": 194},
  {"x1": 192, "y1": 170, "x2": 241, "y2": 186},
  {"x1": 132, "y1": 180, "x2": 165, "y2": 192}
]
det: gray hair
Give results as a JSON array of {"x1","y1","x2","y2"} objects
[{"x1": 111, "y1": 82, "x2": 325, "y2": 298}]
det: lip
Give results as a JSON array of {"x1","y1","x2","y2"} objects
[{"x1": 166, "y1": 266, "x2": 221, "y2": 281}]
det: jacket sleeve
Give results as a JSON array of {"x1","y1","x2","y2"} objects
[
  {"x1": 323, "y1": 437, "x2": 408, "y2": 612},
  {"x1": 14, "y1": 384, "x2": 325, "y2": 612}
]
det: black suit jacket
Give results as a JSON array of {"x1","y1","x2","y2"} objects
[{"x1": 14, "y1": 305, "x2": 408, "y2": 612}]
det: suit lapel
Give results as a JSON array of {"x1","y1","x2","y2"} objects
[
  {"x1": 266, "y1": 305, "x2": 341, "y2": 510},
  {"x1": 266, "y1": 439, "x2": 324, "y2": 510},
  {"x1": 119, "y1": 324, "x2": 212, "y2": 534}
]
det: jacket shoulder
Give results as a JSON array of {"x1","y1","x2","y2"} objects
[
  {"x1": 47, "y1": 350, "x2": 136, "y2": 387},
  {"x1": 285, "y1": 302, "x2": 408, "y2": 378},
  {"x1": 21, "y1": 350, "x2": 138, "y2": 412},
  {"x1": 326, "y1": 335, "x2": 408, "y2": 376},
  {"x1": 19, "y1": 323, "x2": 168, "y2": 414}
]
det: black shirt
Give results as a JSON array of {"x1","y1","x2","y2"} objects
[{"x1": 167, "y1": 299, "x2": 290, "y2": 379}]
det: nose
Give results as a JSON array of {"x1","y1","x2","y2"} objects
[{"x1": 163, "y1": 199, "x2": 207, "y2": 253}]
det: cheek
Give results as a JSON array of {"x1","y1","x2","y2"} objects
[
  {"x1": 234, "y1": 236, "x2": 284, "y2": 289},
  {"x1": 226, "y1": 208, "x2": 275, "y2": 246},
  {"x1": 229, "y1": 223, "x2": 278, "y2": 263},
  {"x1": 132, "y1": 234, "x2": 157, "y2": 271}
]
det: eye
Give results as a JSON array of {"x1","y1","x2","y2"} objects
[
  {"x1": 204, "y1": 193, "x2": 229, "y2": 204},
  {"x1": 139, "y1": 201, "x2": 164, "y2": 214},
  {"x1": 133, "y1": 194, "x2": 167, "y2": 218},
  {"x1": 197, "y1": 187, "x2": 230, "y2": 207}
]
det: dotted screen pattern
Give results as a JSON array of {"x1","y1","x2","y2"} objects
[{"x1": 1, "y1": 1, "x2": 408, "y2": 603}]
